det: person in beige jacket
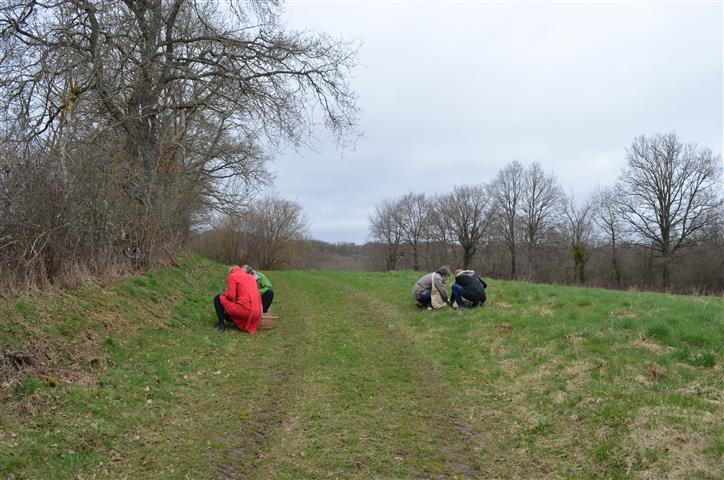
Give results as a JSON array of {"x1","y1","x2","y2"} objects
[{"x1": 412, "y1": 266, "x2": 452, "y2": 309}]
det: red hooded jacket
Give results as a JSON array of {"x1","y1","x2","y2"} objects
[{"x1": 219, "y1": 267, "x2": 262, "y2": 333}]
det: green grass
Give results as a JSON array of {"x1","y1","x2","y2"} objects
[{"x1": 1, "y1": 255, "x2": 722, "y2": 478}]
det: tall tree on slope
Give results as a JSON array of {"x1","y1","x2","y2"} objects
[
  {"x1": 616, "y1": 133, "x2": 722, "y2": 289},
  {"x1": 0, "y1": 0, "x2": 358, "y2": 241}
]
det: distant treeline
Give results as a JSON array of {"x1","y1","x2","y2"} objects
[
  {"x1": 194, "y1": 132, "x2": 723, "y2": 295},
  {"x1": 362, "y1": 133, "x2": 723, "y2": 294},
  {"x1": 286, "y1": 238, "x2": 723, "y2": 295}
]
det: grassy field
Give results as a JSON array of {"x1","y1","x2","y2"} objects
[{"x1": 1, "y1": 254, "x2": 722, "y2": 479}]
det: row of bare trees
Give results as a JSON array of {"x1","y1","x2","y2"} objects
[
  {"x1": 0, "y1": 1, "x2": 357, "y2": 290},
  {"x1": 369, "y1": 133, "x2": 723, "y2": 292}
]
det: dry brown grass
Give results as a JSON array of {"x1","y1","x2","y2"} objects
[
  {"x1": 0, "y1": 264, "x2": 190, "y2": 415},
  {"x1": 492, "y1": 300, "x2": 512, "y2": 309},
  {"x1": 494, "y1": 323, "x2": 514, "y2": 333},
  {"x1": 612, "y1": 309, "x2": 640, "y2": 320},
  {"x1": 626, "y1": 406, "x2": 722, "y2": 479},
  {"x1": 630, "y1": 338, "x2": 672, "y2": 355},
  {"x1": 0, "y1": 315, "x2": 105, "y2": 393},
  {"x1": 677, "y1": 381, "x2": 723, "y2": 406}
]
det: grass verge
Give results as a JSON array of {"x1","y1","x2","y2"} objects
[{"x1": 1, "y1": 257, "x2": 722, "y2": 478}]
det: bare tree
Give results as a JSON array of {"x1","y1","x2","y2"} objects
[
  {"x1": 616, "y1": 133, "x2": 722, "y2": 289},
  {"x1": 192, "y1": 195, "x2": 307, "y2": 270},
  {"x1": 489, "y1": 160, "x2": 525, "y2": 279},
  {"x1": 243, "y1": 197, "x2": 308, "y2": 270},
  {"x1": 593, "y1": 186, "x2": 624, "y2": 286},
  {"x1": 398, "y1": 192, "x2": 429, "y2": 271},
  {"x1": 0, "y1": 0, "x2": 358, "y2": 274},
  {"x1": 442, "y1": 184, "x2": 492, "y2": 269},
  {"x1": 368, "y1": 199, "x2": 403, "y2": 271},
  {"x1": 564, "y1": 195, "x2": 594, "y2": 284},
  {"x1": 521, "y1": 162, "x2": 564, "y2": 280}
]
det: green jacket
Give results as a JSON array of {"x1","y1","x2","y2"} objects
[{"x1": 253, "y1": 270, "x2": 272, "y2": 295}]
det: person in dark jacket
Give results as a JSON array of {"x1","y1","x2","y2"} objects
[{"x1": 451, "y1": 269, "x2": 487, "y2": 309}]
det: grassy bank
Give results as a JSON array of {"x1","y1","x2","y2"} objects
[{"x1": 1, "y1": 255, "x2": 722, "y2": 478}]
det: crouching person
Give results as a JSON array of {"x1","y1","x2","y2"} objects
[
  {"x1": 451, "y1": 269, "x2": 488, "y2": 309},
  {"x1": 213, "y1": 265, "x2": 262, "y2": 333},
  {"x1": 244, "y1": 265, "x2": 274, "y2": 313},
  {"x1": 412, "y1": 266, "x2": 452, "y2": 310}
]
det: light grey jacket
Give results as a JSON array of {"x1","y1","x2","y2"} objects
[{"x1": 412, "y1": 273, "x2": 448, "y2": 303}]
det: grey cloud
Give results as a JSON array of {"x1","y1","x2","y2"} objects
[{"x1": 271, "y1": 1, "x2": 722, "y2": 243}]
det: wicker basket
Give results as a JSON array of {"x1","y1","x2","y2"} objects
[{"x1": 259, "y1": 314, "x2": 278, "y2": 330}]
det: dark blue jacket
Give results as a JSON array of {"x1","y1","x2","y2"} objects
[{"x1": 454, "y1": 270, "x2": 487, "y2": 303}]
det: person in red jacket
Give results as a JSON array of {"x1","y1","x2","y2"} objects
[{"x1": 213, "y1": 265, "x2": 262, "y2": 333}]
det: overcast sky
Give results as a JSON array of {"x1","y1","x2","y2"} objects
[{"x1": 269, "y1": 0, "x2": 723, "y2": 244}]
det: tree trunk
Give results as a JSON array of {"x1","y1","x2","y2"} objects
[
  {"x1": 577, "y1": 259, "x2": 585, "y2": 283},
  {"x1": 611, "y1": 239, "x2": 621, "y2": 288},
  {"x1": 572, "y1": 245, "x2": 585, "y2": 284},
  {"x1": 661, "y1": 233, "x2": 671, "y2": 290},
  {"x1": 463, "y1": 247, "x2": 473, "y2": 270},
  {"x1": 662, "y1": 253, "x2": 670, "y2": 290},
  {"x1": 386, "y1": 249, "x2": 398, "y2": 271},
  {"x1": 511, "y1": 242, "x2": 517, "y2": 280},
  {"x1": 527, "y1": 243, "x2": 535, "y2": 280}
]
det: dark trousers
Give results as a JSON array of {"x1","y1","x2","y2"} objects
[
  {"x1": 261, "y1": 289, "x2": 274, "y2": 313},
  {"x1": 213, "y1": 295, "x2": 230, "y2": 327},
  {"x1": 415, "y1": 288, "x2": 432, "y2": 308},
  {"x1": 451, "y1": 284, "x2": 485, "y2": 308},
  {"x1": 451, "y1": 284, "x2": 466, "y2": 308}
]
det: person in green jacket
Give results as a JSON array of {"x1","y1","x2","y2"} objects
[{"x1": 243, "y1": 265, "x2": 273, "y2": 313}]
